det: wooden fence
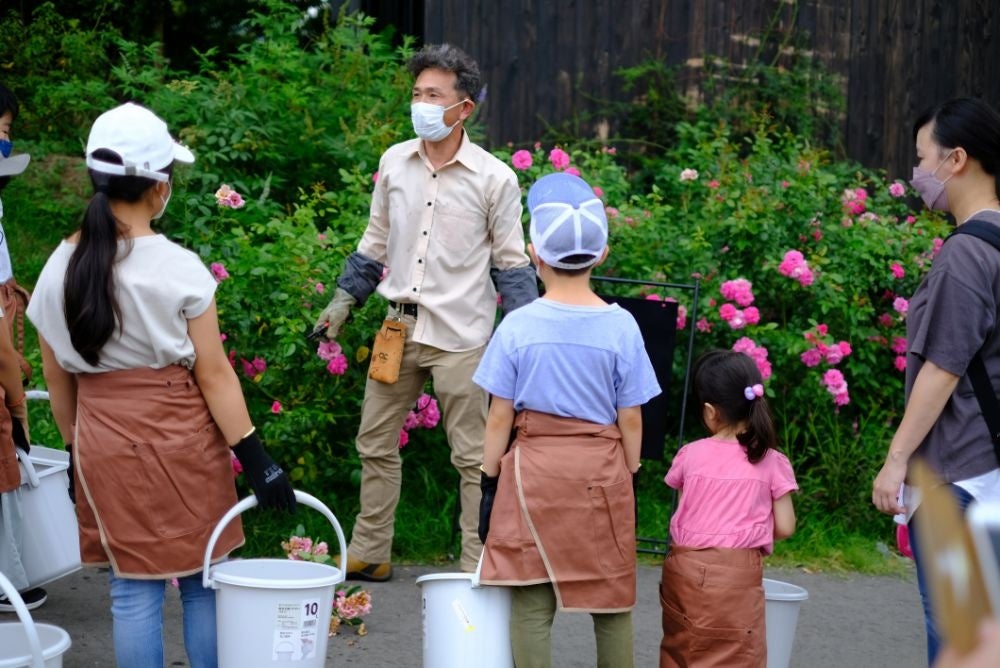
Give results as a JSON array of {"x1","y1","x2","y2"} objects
[{"x1": 352, "y1": 0, "x2": 999, "y2": 179}]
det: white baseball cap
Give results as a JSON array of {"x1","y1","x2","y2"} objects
[
  {"x1": 0, "y1": 154, "x2": 29, "y2": 178},
  {"x1": 528, "y1": 172, "x2": 608, "y2": 269},
  {"x1": 86, "y1": 102, "x2": 194, "y2": 182}
]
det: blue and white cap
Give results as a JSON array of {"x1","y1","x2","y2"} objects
[{"x1": 528, "y1": 172, "x2": 608, "y2": 270}]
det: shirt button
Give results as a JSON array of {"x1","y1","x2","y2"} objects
[
  {"x1": 422, "y1": 231, "x2": 428, "y2": 236},
  {"x1": 418, "y1": 258, "x2": 423, "y2": 263},
  {"x1": 432, "y1": 174, "x2": 438, "y2": 178},
  {"x1": 426, "y1": 201, "x2": 432, "y2": 206},
  {"x1": 412, "y1": 287, "x2": 418, "y2": 292}
]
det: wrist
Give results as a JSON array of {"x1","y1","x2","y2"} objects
[
  {"x1": 480, "y1": 463, "x2": 499, "y2": 478},
  {"x1": 5, "y1": 393, "x2": 26, "y2": 409}
]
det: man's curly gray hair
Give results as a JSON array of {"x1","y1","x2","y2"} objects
[{"x1": 407, "y1": 43, "x2": 481, "y2": 102}]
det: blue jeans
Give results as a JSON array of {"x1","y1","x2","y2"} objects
[
  {"x1": 109, "y1": 572, "x2": 217, "y2": 668},
  {"x1": 907, "y1": 483, "x2": 975, "y2": 666}
]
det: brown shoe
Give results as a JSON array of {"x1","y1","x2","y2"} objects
[{"x1": 345, "y1": 555, "x2": 392, "y2": 582}]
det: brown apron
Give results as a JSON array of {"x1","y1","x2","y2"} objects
[
  {"x1": 0, "y1": 399, "x2": 18, "y2": 493},
  {"x1": 659, "y1": 546, "x2": 766, "y2": 667},
  {"x1": 74, "y1": 365, "x2": 244, "y2": 578},
  {"x1": 479, "y1": 410, "x2": 636, "y2": 612}
]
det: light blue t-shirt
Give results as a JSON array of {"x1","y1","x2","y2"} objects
[{"x1": 473, "y1": 298, "x2": 661, "y2": 425}]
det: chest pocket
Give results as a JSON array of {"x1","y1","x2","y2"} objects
[{"x1": 433, "y1": 202, "x2": 489, "y2": 255}]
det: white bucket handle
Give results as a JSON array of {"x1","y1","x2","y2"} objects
[
  {"x1": 0, "y1": 570, "x2": 46, "y2": 668},
  {"x1": 17, "y1": 448, "x2": 41, "y2": 489},
  {"x1": 202, "y1": 490, "x2": 347, "y2": 590}
]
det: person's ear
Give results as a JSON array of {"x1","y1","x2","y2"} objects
[
  {"x1": 593, "y1": 245, "x2": 610, "y2": 268},
  {"x1": 458, "y1": 99, "x2": 474, "y2": 122},
  {"x1": 951, "y1": 146, "x2": 969, "y2": 174},
  {"x1": 527, "y1": 243, "x2": 540, "y2": 267}
]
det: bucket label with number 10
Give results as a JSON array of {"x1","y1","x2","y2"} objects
[{"x1": 272, "y1": 599, "x2": 320, "y2": 661}]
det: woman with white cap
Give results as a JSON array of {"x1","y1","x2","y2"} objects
[{"x1": 27, "y1": 102, "x2": 296, "y2": 667}]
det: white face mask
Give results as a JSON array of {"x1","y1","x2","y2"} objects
[
  {"x1": 410, "y1": 99, "x2": 468, "y2": 142},
  {"x1": 152, "y1": 182, "x2": 171, "y2": 220}
]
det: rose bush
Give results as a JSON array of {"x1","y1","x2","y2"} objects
[{"x1": 8, "y1": 0, "x2": 951, "y2": 554}]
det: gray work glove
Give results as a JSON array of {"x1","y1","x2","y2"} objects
[{"x1": 313, "y1": 287, "x2": 357, "y2": 339}]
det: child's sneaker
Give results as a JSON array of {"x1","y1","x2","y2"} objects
[{"x1": 0, "y1": 587, "x2": 47, "y2": 612}]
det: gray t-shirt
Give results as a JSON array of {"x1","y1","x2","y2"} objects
[
  {"x1": 27, "y1": 235, "x2": 216, "y2": 373},
  {"x1": 473, "y1": 298, "x2": 661, "y2": 425},
  {"x1": 906, "y1": 209, "x2": 1000, "y2": 482}
]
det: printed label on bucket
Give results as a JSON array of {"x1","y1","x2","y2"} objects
[{"x1": 272, "y1": 599, "x2": 320, "y2": 660}]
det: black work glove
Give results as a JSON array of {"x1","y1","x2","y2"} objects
[
  {"x1": 232, "y1": 431, "x2": 297, "y2": 512},
  {"x1": 478, "y1": 470, "x2": 499, "y2": 543},
  {"x1": 10, "y1": 415, "x2": 28, "y2": 455},
  {"x1": 66, "y1": 442, "x2": 75, "y2": 504}
]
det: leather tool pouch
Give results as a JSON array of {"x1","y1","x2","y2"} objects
[{"x1": 368, "y1": 319, "x2": 406, "y2": 384}]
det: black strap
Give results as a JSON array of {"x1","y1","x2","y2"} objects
[{"x1": 947, "y1": 220, "x2": 1000, "y2": 458}]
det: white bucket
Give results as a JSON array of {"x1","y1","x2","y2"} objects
[
  {"x1": 0, "y1": 570, "x2": 71, "y2": 668},
  {"x1": 763, "y1": 578, "x2": 809, "y2": 668},
  {"x1": 16, "y1": 446, "x2": 81, "y2": 589},
  {"x1": 203, "y1": 491, "x2": 346, "y2": 668},
  {"x1": 416, "y1": 573, "x2": 512, "y2": 668}
]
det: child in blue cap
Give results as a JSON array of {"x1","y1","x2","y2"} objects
[{"x1": 474, "y1": 172, "x2": 661, "y2": 667}]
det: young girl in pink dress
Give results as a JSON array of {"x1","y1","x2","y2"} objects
[{"x1": 659, "y1": 349, "x2": 798, "y2": 667}]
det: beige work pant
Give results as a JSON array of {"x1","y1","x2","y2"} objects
[{"x1": 348, "y1": 311, "x2": 487, "y2": 571}]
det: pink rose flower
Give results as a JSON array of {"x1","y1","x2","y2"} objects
[
  {"x1": 372, "y1": 171, "x2": 379, "y2": 183},
  {"x1": 707, "y1": 179, "x2": 720, "y2": 189},
  {"x1": 315, "y1": 282, "x2": 325, "y2": 294},
  {"x1": 894, "y1": 355, "x2": 907, "y2": 372},
  {"x1": 893, "y1": 297, "x2": 909, "y2": 315},
  {"x1": 271, "y1": 401, "x2": 282, "y2": 414},
  {"x1": 891, "y1": 337, "x2": 907, "y2": 354},
  {"x1": 397, "y1": 428, "x2": 410, "y2": 449},
  {"x1": 210, "y1": 262, "x2": 230, "y2": 282},
  {"x1": 696, "y1": 318, "x2": 712, "y2": 333},
  {"x1": 800, "y1": 349, "x2": 822, "y2": 367},
  {"x1": 890, "y1": 263, "x2": 905, "y2": 279},
  {"x1": 565, "y1": 166, "x2": 581, "y2": 177},
  {"x1": 743, "y1": 306, "x2": 760, "y2": 326},
  {"x1": 720, "y1": 278, "x2": 754, "y2": 306},
  {"x1": 889, "y1": 182, "x2": 906, "y2": 198},
  {"x1": 719, "y1": 303, "x2": 737, "y2": 321},
  {"x1": 548, "y1": 148, "x2": 570, "y2": 170},
  {"x1": 511, "y1": 150, "x2": 533, "y2": 171},
  {"x1": 593, "y1": 186, "x2": 604, "y2": 197},
  {"x1": 326, "y1": 354, "x2": 348, "y2": 375},
  {"x1": 679, "y1": 168, "x2": 699, "y2": 182}
]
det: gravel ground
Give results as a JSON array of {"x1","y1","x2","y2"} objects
[{"x1": 2, "y1": 561, "x2": 924, "y2": 667}]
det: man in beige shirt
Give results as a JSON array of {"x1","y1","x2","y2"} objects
[{"x1": 314, "y1": 43, "x2": 536, "y2": 577}]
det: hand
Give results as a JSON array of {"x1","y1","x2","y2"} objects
[
  {"x1": 232, "y1": 430, "x2": 297, "y2": 512},
  {"x1": 478, "y1": 470, "x2": 499, "y2": 543},
  {"x1": 313, "y1": 287, "x2": 356, "y2": 340},
  {"x1": 66, "y1": 443, "x2": 75, "y2": 504},
  {"x1": 872, "y1": 454, "x2": 908, "y2": 515},
  {"x1": 933, "y1": 620, "x2": 1000, "y2": 668}
]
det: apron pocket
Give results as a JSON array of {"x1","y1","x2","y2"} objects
[
  {"x1": 589, "y1": 478, "x2": 634, "y2": 574},
  {"x1": 134, "y1": 424, "x2": 227, "y2": 539}
]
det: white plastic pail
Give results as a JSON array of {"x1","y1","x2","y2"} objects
[
  {"x1": 17, "y1": 446, "x2": 81, "y2": 589},
  {"x1": 763, "y1": 578, "x2": 809, "y2": 668},
  {"x1": 416, "y1": 573, "x2": 512, "y2": 668},
  {"x1": 0, "y1": 571, "x2": 71, "y2": 668},
  {"x1": 202, "y1": 491, "x2": 346, "y2": 668}
]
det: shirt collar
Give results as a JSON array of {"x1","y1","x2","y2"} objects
[{"x1": 412, "y1": 129, "x2": 481, "y2": 173}]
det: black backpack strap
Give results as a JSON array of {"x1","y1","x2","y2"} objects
[{"x1": 946, "y1": 220, "x2": 1000, "y2": 458}]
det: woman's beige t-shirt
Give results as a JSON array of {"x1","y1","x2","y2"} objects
[{"x1": 26, "y1": 235, "x2": 216, "y2": 373}]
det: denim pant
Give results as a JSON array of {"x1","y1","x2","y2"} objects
[
  {"x1": 907, "y1": 483, "x2": 975, "y2": 666},
  {"x1": 109, "y1": 571, "x2": 217, "y2": 668}
]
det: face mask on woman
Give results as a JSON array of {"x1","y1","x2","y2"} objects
[
  {"x1": 152, "y1": 182, "x2": 171, "y2": 220},
  {"x1": 410, "y1": 99, "x2": 468, "y2": 142},
  {"x1": 909, "y1": 149, "x2": 956, "y2": 211},
  {"x1": 0, "y1": 139, "x2": 12, "y2": 158}
]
